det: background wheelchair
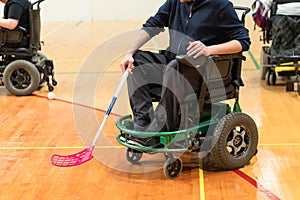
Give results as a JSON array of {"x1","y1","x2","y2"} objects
[
  {"x1": 259, "y1": 0, "x2": 300, "y2": 94},
  {"x1": 116, "y1": 7, "x2": 258, "y2": 179},
  {"x1": 0, "y1": 0, "x2": 56, "y2": 96}
]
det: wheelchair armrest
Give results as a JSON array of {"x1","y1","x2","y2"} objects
[
  {"x1": 211, "y1": 53, "x2": 246, "y2": 61},
  {"x1": 176, "y1": 53, "x2": 245, "y2": 67},
  {"x1": 176, "y1": 55, "x2": 209, "y2": 67},
  {"x1": 17, "y1": 26, "x2": 28, "y2": 34},
  {"x1": 0, "y1": 26, "x2": 28, "y2": 45},
  {"x1": 0, "y1": 26, "x2": 28, "y2": 33}
]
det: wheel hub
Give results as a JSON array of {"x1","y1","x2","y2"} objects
[
  {"x1": 227, "y1": 128, "x2": 249, "y2": 157},
  {"x1": 16, "y1": 72, "x2": 26, "y2": 83},
  {"x1": 11, "y1": 69, "x2": 31, "y2": 89},
  {"x1": 233, "y1": 135, "x2": 243, "y2": 147}
]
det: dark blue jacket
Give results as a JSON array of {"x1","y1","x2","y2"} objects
[{"x1": 142, "y1": 0, "x2": 251, "y2": 57}]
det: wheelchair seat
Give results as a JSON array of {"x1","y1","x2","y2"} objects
[
  {"x1": 148, "y1": 53, "x2": 246, "y2": 130},
  {"x1": 179, "y1": 53, "x2": 245, "y2": 112},
  {"x1": 0, "y1": 26, "x2": 28, "y2": 48}
]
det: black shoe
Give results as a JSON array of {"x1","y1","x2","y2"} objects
[
  {"x1": 119, "y1": 123, "x2": 145, "y2": 142},
  {"x1": 133, "y1": 124, "x2": 146, "y2": 132},
  {"x1": 127, "y1": 136, "x2": 164, "y2": 148}
]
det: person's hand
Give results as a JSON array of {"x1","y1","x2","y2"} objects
[
  {"x1": 120, "y1": 54, "x2": 134, "y2": 74},
  {"x1": 187, "y1": 41, "x2": 211, "y2": 58}
]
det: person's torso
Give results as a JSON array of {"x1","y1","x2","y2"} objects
[
  {"x1": 166, "y1": 0, "x2": 236, "y2": 54},
  {"x1": 4, "y1": 0, "x2": 31, "y2": 29}
]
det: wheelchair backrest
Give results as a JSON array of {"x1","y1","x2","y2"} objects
[
  {"x1": 271, "y1": 0, "x2": 300, "y2": 15},
  {"x1": 29, "y1": 1, "x2": 43, "y2": 51},
  {"x1": 273, "y1": 0, "x2": 300, "y2": 4}
]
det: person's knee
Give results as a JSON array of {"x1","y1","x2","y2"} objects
[
  {"x1": 166, "y1": 59, "x2": 178, "y2": 70},
  {"x1": 163, "y1": 60, "x2": 181, "y2": 79},
  {"x1": 133, "y1": 50, "x2": 153, "y2": 69}
]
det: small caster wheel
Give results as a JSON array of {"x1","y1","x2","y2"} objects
[
  {"x1": 163, "y1": 157, "x2": 183, "y2": 179},
  {"x1": 266, "y1": 70, "x2": 276, "y2": 85},
  {"x1": 126, "y1": 148, "x2": 142, "y2": 164},
  {"x1": 270, "y1": 72, "x2": 277, "y2": 85},
  {"x1": 48, "y1": 85, "x2": 54, "y2": 92},
  {"x1": 265, "y1": 71, "x2": 270, "y2": 85},
  {"x1": 52, "y1": 79, "x2": 57, "y2": 86}
]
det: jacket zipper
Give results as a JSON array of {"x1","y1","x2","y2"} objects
[
  {"x1": 186, "y1": 1, "x2": 194, "y2": 25},
  {"x1": 178, "y1": 1, "x2": 195, "y2": 54}
]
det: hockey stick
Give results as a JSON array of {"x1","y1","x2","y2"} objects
[{"x1": 51, "y1": 70, "x2": 129, "y2": 167}]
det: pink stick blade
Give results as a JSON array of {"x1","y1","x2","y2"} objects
[{"x1": 51, "y1": 148, "x2": 94, "y2": 167}]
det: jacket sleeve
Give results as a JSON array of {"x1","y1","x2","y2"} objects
[
  {"x1": 218, "y1": 2, "x2": 251, "y2": 51},
  {"x1": 141, "y1": 0, "x2": 173, "y2": 38}
]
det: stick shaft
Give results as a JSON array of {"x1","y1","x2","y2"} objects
[{"x1": 91, "y1": 70, "x2": 129, "y2": 146}]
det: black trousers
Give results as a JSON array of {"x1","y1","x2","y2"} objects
[{"x1": 127, "y1": 50, "x2": 203, "y2": 132}]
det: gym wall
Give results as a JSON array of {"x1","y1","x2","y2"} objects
[{"x1": 0, "y1": 0, "x2": 252, "y2": 22}]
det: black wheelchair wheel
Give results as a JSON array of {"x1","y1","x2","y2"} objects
[
  {"x1": 163, "y1": 157, "x2": 183, "y2": 179},
  {"x1": 125, "y1": 148, "x2": 143, "y2": 164},
  {"x1": 266, "y1": 70, "x2": 276, "y2": 85},
  {"x1": 211, "y1": 112, "x2": 258, "y2": 170},
  {"x1": 3, "y1": 60, "x2": 40, "y2": 96}
]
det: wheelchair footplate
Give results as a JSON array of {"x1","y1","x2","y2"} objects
[
  {"x1": 115, "y1": 103, "x2": 259, "y2": 179},
  {"x1": 115, "y1": 114, "x2": 217, "y2": 179}
]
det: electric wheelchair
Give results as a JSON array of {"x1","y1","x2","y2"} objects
[
  {"x1": 116, "y1": 7, "x2": 258, "y2": 179},
  {"x1": 0, "y1": 0, "x2": 56, "y2": 96},
  {"x1": 259, "y1": 0, "x2": 300, "y2": 94}
]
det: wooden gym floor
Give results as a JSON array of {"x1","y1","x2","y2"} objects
[{"x1": 0, "y1": 17, "x2": 300, "y2": 200}]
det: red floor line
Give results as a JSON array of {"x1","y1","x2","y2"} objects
[
  {"x1": 33, "y1": 94, "x2": 122, "y2": 117},
  {"x1": 233, "y1": 170, "x2": 281, "y2": 200}
]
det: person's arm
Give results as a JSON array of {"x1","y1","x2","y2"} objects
[
  {"x1": 0, "y1": 18, "x2": 18, "y2": 30},
  {"x1": 120, "y1": 29, "x2": 151, "y2": 73},
  {"x1": 1, "y1": 3, "x2": 23, "y2": 30},
  {"x1": 120, "y1": 0, "x2": 172, "y2": 73},
  {"x1": 187, "y1": 40, "x2": 242, "y2": 58}
]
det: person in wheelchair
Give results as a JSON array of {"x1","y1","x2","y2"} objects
[
  {"x1": 262, "y1": 0, "x2": 300, "y2": 56},
  {"x1": 0, "y1": 0, "x2": 31, "y2": 47},
  {"x1": 119, "y1": 0, "x2": 251, "y2": 147}
]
